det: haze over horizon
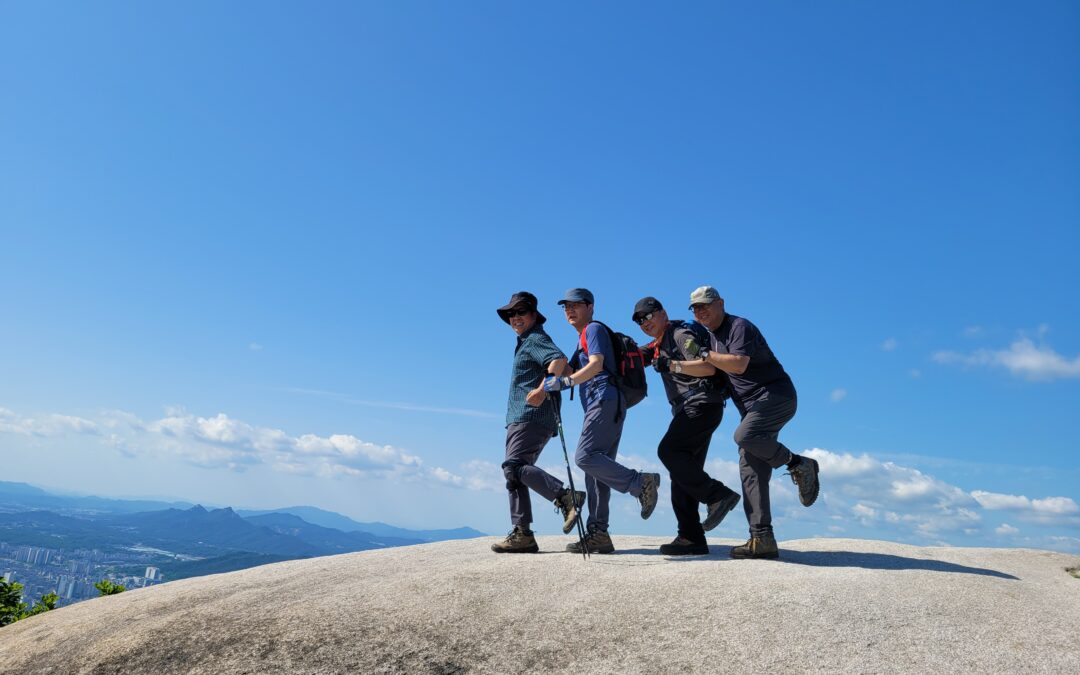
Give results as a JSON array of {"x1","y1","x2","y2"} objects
[{"x1": 2, "y1": 2, "x2": 1078, "y2": 552}]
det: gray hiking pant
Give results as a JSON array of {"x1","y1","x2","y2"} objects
[
  {"x1": 503, "y1": 421, "x2": 565, "y2": 528},
  {"x1": 574, "y1": 397, "x2": 642, "y2": 533},
  {"x1": 734, "y1": 392, "x2": 797, "y2": 537}
]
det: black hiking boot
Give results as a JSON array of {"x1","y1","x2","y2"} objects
[
  {"x1": 787, "y1": 456, "x2": 821, "y2": 507},
  {"x1": 659, "y1": 536, "x2": 709, "y2": 556},
  {"x1": 554, "y1": 488, "x2": 586, "y2": 534},
  {"x1": 638, "y1": 472, "x2": 661, "y2": 520},
  {"x1": 730, "y1": 533, "x2": 779, "y2": 559},
  {"x1": 566, "y1": 528, "x2": 614, "y2": 554},
  {"x1": 701, "y1": 488, "x2": 741, "y2": 532},
  {"x1": 491, "y1": 526, "x2": 539, "y2": 554}
]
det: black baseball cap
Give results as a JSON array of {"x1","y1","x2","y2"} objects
[{"x1": 632, "y1": 297, "x2": 664, "y2": 322}]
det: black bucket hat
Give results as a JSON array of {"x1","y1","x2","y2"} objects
[{"x1": 497, "y1": 291, "x2": 546, "y2": 325}]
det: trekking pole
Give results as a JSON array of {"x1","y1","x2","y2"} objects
[{"x1": 552, "y1": 394, "x2": 589, "y2": 560}]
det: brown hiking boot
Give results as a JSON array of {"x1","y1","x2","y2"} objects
[
  {"x1": 566, "y1": 528, "x2": 615, "y2": 554},
  {"x1": 491, "y1": 526, "x2": 539, "y2": 554},
  {"x1": 554, "y1": 488, "x2": 586, "y2": 534},
  {"x1": 730, "y1": 533, "x2": 779, "y2": 559}
]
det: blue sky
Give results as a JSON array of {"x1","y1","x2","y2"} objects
[{"x1": 2, "y1": 2, "x2": 1078, "y2": 552}]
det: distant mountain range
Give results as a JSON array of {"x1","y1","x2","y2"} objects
[{"x1": 0, "y1": 481, "x2": 486, "y2": 579}]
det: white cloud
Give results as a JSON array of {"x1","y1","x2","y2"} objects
[
  {"x1": 248, "y1": 343, "x2": 263, "y2": 351},
  {"x1": 971, "y1": 491, "x2": 1080, "y2": 515},
  {"x1": 881, "y1": 338, "x2": 898, "y2": 352},
  {"x1": 0, "y1": 408, "x2": 99, "y2": 437},
  {"x1": 933, "y1": 337, "x2": 1080, "y2": 381},
  {"x1": 995, "y1": 523, "x2": 1019, "y2": 536},
  {"x1": 830, "y1": 389, "x2": 847, "y2": 403}
]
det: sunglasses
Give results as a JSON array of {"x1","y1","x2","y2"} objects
[
  {"x1": 634, "y1": 312, "x2": 657, "y2": 326},
  {"x1": 505, "y1": 307, "x2": 532, "y2": 318}
]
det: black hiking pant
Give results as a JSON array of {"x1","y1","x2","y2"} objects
[{"x1": 657, "y1": 401, "x2": 729, "y2": 543}]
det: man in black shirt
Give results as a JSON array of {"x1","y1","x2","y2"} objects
[
  {"x1": 633, "y1": 297, "x2": 741, "y2": 555},
  {"x1": 690, "y1": 286, "x2": 820, "y2": 559}
]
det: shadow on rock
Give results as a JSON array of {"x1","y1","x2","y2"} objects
[{"x1": 777, "y1": 549, "x2": 1019, "y2": 580}]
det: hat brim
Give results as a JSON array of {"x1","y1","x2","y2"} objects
[{"x1": 497, "y1": 303, "x2": 546, "y2": 325}]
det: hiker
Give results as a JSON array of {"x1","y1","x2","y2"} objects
[
  {"x1": 543, "y1": 288, "x2": 660, "y2": 554},
  {"x1": 632, "y1": 297, "x2": 742, "y2": 556},
  {"x1": 689, "y1": 286, "x2": 820, "y2": 559},
  {"x1": 490, "y1": 291, "x2": 586, "y2": 554}
]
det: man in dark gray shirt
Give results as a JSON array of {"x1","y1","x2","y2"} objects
[
  {"x1": 690, "y1": 286, "x2": 821, "y2": 559},
  {"x1": 633, "y1": 297, "x2": 741, "y2": 555}
]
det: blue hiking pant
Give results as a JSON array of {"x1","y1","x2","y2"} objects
[{"x1": 574, "y1": 397, "x2": 642, "y2": 533}]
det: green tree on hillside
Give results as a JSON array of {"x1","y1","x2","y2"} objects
[
  {"x1": 95, "y1": 579, "x2": 126, "y2": 596},
  {"x1": 1, "y1": 579, "x2": 58, "y2": 626}
]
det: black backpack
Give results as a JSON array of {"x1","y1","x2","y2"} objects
[{"x1": 576, "y1": 321, "x2": 648, "y2": 408}]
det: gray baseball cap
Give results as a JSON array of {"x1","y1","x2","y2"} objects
[
  {"x1": 688, "y1": 285, "x2": 721, "y2": 309},
  {"x1": 558, "y1": 288, "x2": 595, "y2": 305}
]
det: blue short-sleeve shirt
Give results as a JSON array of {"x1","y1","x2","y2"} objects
[
  {"x1": 506, "y1": 326, "x2": 567, "y2": 431},
  {"x1": 571, "y1": 322, "x2": 619, "y2": 410}
]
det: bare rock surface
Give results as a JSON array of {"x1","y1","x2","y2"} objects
[{"x1": 2, "y1": 536, "x2": 1078, "y2": 674}]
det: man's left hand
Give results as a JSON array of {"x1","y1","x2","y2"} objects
[
  {"x1": 543, "y1": 376, "x2": 573, "y2": 392},
  {"x1": 654, "y1": 356, "x2": 671, "y2": 373}
]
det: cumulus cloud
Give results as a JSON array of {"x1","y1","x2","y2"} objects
[
  {"x1": 933, "y1": 337, "x2": 1080, "y2": 381},
  {"x1": 881, "y1": 338, "x2": 898, "y2": 352},
  {"x1": 995, "y1": 523, "x2": 1019, "y2": 536},
  {"x1": 1, "y1": 405, "x2": 452, "y2": 484},
  {"x1": 830, "y1": 389, "x2": 847, "y2": 403},
  {"x1": 797, "y1": 449, "x2": 1079, "y2": 544},
  {"x1": 971, "y1": 491, "x2": 1080, "y2": 516}
]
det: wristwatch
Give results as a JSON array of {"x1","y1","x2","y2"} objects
[
  {"x1": 699, "y1": 348, "x2": 711, "y2": 361},
  {"x1": 673, "y1": 361, "x2": 683, "y2": 374}
]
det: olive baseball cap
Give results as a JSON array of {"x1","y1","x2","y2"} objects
[
  {"x1": 688, "y1": 285, "x2": 721, "y2": 309},
  {"x1": 557, "y1": 288, "x2": 595, "y2": 305}
]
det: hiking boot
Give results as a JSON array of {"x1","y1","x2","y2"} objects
[
  {"x1": 787, "y1": 456, "x2": 821, "y2": 507},
  {"x1": 730, "y1": 533, "x2": 779, "y2": 559},
  {"x1": 491, "y1": 526, "x2": 539, "y2": 554},
  {"x1": 659, "y1": 536, "x2": 709, "y2": 556},
  {"x1": 554, "y1": 488, "x2": 586, "y2": 534},
  {"x1": 702, "y1": 488, "x2": 741, "y2": 532},
  {"x1": 566, "y1": 528, "x2": 615, "y2": 554},
  {"x1": 638, "y1": 472, "x2": 661, "y2": 520}
]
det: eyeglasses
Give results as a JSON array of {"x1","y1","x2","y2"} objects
[
  {"x1": 691, "y1": 303, "x2": 713, "y2": 312},
  {"x1": 634, "y1": 312, "x2": 656, "y2": 325},
  {"x1": 505, "y1": 307, "x2": 532, "y2": 318}
]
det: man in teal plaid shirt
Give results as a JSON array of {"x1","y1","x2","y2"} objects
[{"x1": 491, "y1": 291, "x2": 585, "y2": 553}]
